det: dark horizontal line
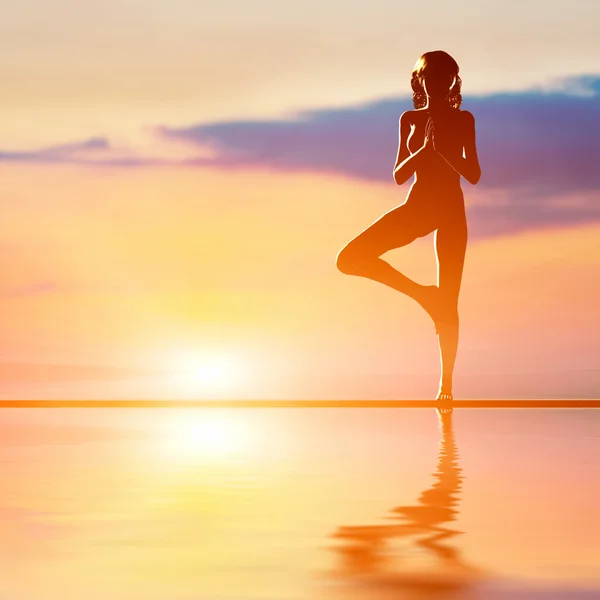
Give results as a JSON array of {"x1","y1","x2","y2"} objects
[{"x1": 0, "y1": 400, "x2": 598, "y2": 408}]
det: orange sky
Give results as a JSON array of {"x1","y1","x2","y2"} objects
[
  {"x1": 1, "y1": 0, "x2": 599, "y2": 398},
  {"x1": 0, "y1": 161, "x2": 598, "y2": 398}
]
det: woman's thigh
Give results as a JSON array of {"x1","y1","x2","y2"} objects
[
  {"x1": 434, "y1": 212, "x2": 468, "y2": 303},
  {"x1": 340, "y1": 200, "x2": 436, "y2": 259}
]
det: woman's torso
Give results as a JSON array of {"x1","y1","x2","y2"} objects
[
  {"x1": 406, "y1": 107, "x2": 465, "y2": 190},
  {"x1": 403, "y1": 107, "x2": 467, "y2": 225}
]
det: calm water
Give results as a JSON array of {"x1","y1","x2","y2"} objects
[{"x1": 0, "y1": 408, "x2": 598, "y2": 599}]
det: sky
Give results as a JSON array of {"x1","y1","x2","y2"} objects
[{"x1": 1, "y1": 0, "x2": 599, "y2": 398}]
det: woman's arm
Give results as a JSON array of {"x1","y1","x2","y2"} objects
[
  {"x1": 433, "y1": 110, "x2": 482, "y2": 185},
  {"x1": 393, "y1": 111, "x2": 432, "y2": 185}
]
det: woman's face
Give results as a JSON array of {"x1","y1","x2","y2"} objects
[{"x1": 421, "y1": 71, "x2": 455, "y2": 100}]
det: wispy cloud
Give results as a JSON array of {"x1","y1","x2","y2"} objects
[
  {"x1": 0, "y1": 136, "x2": 161, "y2": 166},
  {"x1": 2, "y1": 75, "x2": 600, "y2": 237}
]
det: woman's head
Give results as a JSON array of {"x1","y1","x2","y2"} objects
[{"x1": 410, "y1": 51, "x2": 462, "y2": 109}]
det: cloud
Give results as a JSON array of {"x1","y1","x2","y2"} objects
[
  {"x1": 159, "y1": 74, "x2": 600, "y2": 192},
  {"x1": 0, "y1": 136, "x2": 161, "y2": 166},
  {"x1": 7, "y1": 73, "x2": 598, "y2": 194},
  {"x1": 2, "y1": 75, "x2": 600, "y2": 237},
  {"x1": 467, "y1": 76, "x2": 600, "y2": 197},
  {"x1": 159, "y1": 74, "x2": 600, "y2": 237}
]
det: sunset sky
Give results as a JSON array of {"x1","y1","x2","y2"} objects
[
  {"x1": 1, "y1": 4, "x2": 600, "y2": 597},
  {"x1": 1, "y1": 0, "x2": 599, "y2": 398}
]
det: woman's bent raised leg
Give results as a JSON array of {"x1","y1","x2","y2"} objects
[{"x1": 336, "y1": 200, "x2": 436, "y2": 304}]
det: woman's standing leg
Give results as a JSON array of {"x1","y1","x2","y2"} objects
[{"x1": 434, "y1": 209, "x2": 468, "y2": 400}]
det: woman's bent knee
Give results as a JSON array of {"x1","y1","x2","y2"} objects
[
  {"x1": 336, "y1": 247, "x2": 354, "y2": 275},
  {"x1": 336, "y1": 246, "x2": 366, "y2": 275}
]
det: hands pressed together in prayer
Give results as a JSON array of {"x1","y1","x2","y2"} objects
[{"x1": 423, "y1": 116, "x2": 437, "y2": 153}]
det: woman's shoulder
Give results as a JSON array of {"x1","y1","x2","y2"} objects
[
  {"x1": 399, "y1": 107, "x2": 472, "y2": 124},
  {"x1": 459, "y1": 109, "x2": 475, "y2": 128},
  {"x1": 401, "y1": 108, "x2": 426, "y2": 124},
  {"x1": 399, "y1": 109, "x2": 417, "y2": 128},
  {"x1": 445, "y1": 107, "x2": 474, "y2": 126}
]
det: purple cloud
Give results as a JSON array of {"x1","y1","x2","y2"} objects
[
  {"x1": 158, "y1": 75, "x2": 600, "y2": 194},
  {"x1": 2, "y1": 75, "x2": 600, "y2": 237},
  {"x1": 158, "y1": 74, "x2": 600, "y2": 237},
  {"x1": 0, "y1": 136, "x2": 162, "y2": 166},
  {"x1": 0, "y1": 137, "x2": 107, "y2": 162}
]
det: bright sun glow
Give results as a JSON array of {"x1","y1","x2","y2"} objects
[
  {"x1": 164, "y1": 350, "x2": 251, "y2": 397},
  {"x1": 163, "y1": 410, "x2": 249, "y2": 458}
]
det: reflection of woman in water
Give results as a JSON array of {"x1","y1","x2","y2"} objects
[
  {"x1": 331, "y1": 409, "x2": 482, "y2": 594},
  {"x1": 336, "y1": 51, "x2": 482, "y2": 402}
]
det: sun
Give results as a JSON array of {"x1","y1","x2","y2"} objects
[
  {"x1": 164, "y1": 350, "x2": 251, "y2": 397},
  {"x1": 151, "y1": 348, "x2": 258, "y2": 459}
]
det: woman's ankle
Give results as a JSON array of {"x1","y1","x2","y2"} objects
[{"x1": 438, "y1": 379, "x2": 453, "y2": 393}]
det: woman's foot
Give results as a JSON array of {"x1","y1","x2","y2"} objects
[
  {"x1": 416, "y1": 285, "x2": 457, "y2": 334},
  {"x1": 436, "y1": 382, "x2": 453, "y2": 404}
]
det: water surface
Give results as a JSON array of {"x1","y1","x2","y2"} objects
[{"x1": 0, "y1": 408, "x2": 598, "y2": 599}]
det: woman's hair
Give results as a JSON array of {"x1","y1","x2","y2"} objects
[{"x1": 410, "y1": 51, "x2": 462, "y2": 109}]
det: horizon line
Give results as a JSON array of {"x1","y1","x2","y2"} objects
[{"x1": 0, "y1": 400, "x2": 598, "y2": 408}]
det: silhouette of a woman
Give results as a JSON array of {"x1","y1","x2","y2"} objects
[{"x1": 336, "y1": 51, "x2": 481, "y2": 402}]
